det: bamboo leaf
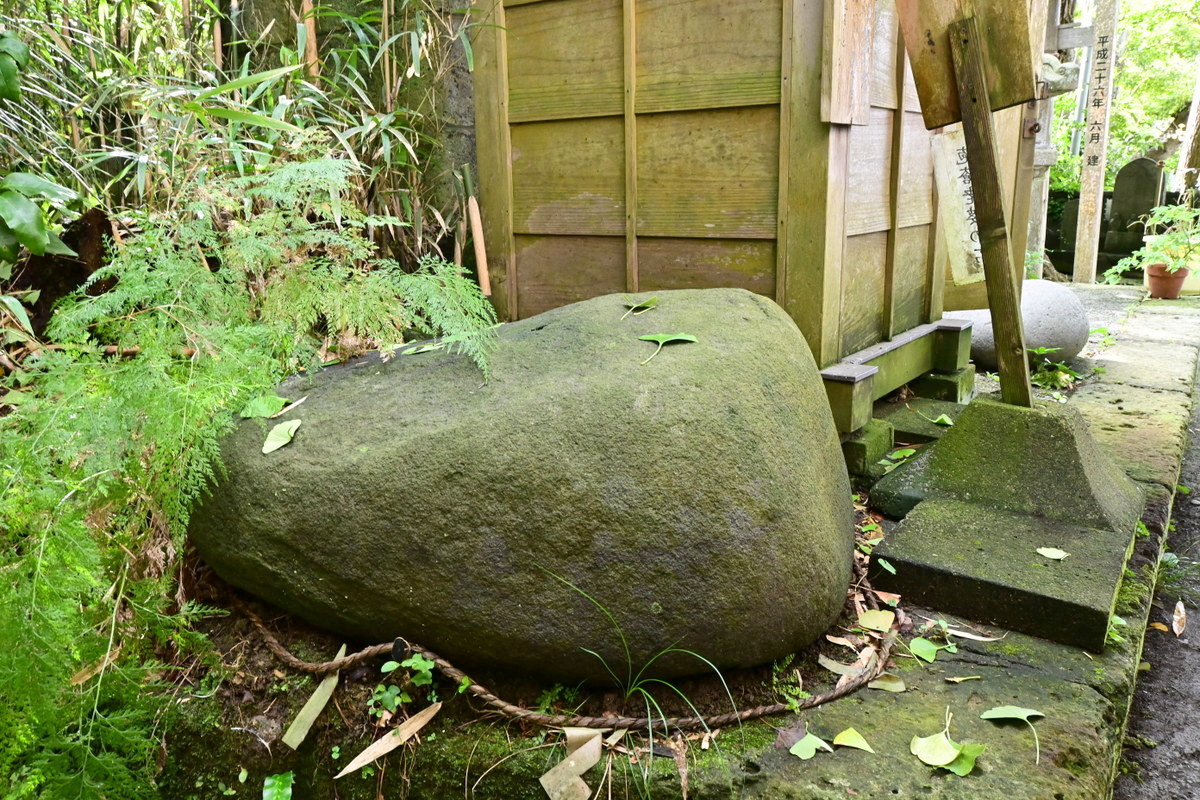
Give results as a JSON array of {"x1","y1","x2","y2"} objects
[
  {"x1": 191, "y1": 106, "x2": 303, "y2": 133},
  {"x1": 1, "y1": 173, "x2": 77, "y2": 203},
  {"x1": 194, "y1": 65, "x2": 301, "y2": 101},
  {"x1": 282, "y1": 644, "x2": 346, "y2": 750},
  {"x1": 335, "y1": 702, "x2": 441, "y2": 778}
]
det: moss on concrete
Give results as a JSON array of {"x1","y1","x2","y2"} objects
[
  {"x1": 870, "y1": 498, "x2": 1134, "y2": 651},
  {"x1": 871, "y1": 395, "x2": 1143, "y2": 533}
]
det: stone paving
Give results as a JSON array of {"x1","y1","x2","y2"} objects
[{"x1": 709, "y1": 288, "x2": 1200, "y2": 799}]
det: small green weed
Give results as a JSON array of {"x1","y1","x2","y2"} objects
[
  {"x1": 1028, "y1": 347, "x2": 1083, "y2": 390},
  {"x1": 769, "y1": 654, "x2": 811, "y2": 712}
]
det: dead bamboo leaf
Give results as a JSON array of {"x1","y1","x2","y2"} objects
[
  {"x1": 282, "y1": 644, "x2": 346, "y2": 750},
  {"x1": 838, "y1": 646, "x2": 878, "y2": 689},
  {"x1": 945, "y1": 628, "x2": 1006, "y2": 642},
  {"x1": 671, "y1": 737, "x2": 690, "y2": 800},
  {"x1": 270, "y1": 395, "x2": 308, "y2": 418},
  {"x1": 1173, "y1": 601, "x2": 1187, "y2": 636},
  {"x1": 539, "y1": 728, "x2": 605, "y2": 800},
  {"x1": 335, "y1": 702, "x2": 441, "y2": 779},
  {"x1": 70, "y1": 644, "x2": 122, "y2": 686},
  {"x1": 826, "y1": 635, "x2": 858, "y2": 650}
]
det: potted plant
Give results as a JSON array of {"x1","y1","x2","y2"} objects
[{"x1": 1104, "y1": 200, "x2": 1200, "y2": 299}]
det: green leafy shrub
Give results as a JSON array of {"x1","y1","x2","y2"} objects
[{"x1": 0, "y1": 142, "x2": 495, "y2": 797}]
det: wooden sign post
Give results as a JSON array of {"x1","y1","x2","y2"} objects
[
  {"x1": 1073, "y1": 0, "x2": 1120, "y2": 283},
  {"x1": 898, "y1": 2, "x2": 1035, "y2": 407},
  {"x1": 948, "y1": 17, "x2": 1033, "y2": 406}
]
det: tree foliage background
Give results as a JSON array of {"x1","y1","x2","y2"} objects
[{"x1": 1051, "y1": 0, "x2": 1200, "y2": 193}]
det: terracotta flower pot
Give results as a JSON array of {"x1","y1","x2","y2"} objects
[{"x1": 1146, "y1": 263, "x2": 1190, "y2": 300}]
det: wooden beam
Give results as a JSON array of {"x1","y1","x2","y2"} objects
[
  {"x1": 623, "y1": 0, "x2": 638, "y2": 292},
  {"x1": 1073, "y1": 0, "x2": 1119, "y2": 282},
  {"x1": 882, "y1": 31, "x2": 909, "y2": 339},
  {"x1": 471, "y1": 0, "x2": 517, "y2": 319},
  {"x1": 1008, "y1": 0, "x2": 1052, "y2": 273},
  {"x1": 950, "y1": 16, "x2": 1033, "y2": 407},
  {"x1": 778, "y1": 0, "x2": 843, "y2": 367}
]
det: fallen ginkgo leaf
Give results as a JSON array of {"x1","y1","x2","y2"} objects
[
  {"x1": 789, "y1": 732, "x2": 833, "y2": 760},
  {"x1": 833, "y1": 728, "x2": 875, "y2": 753}
]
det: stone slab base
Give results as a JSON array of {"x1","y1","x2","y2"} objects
[
  {"x1": 871, "y1": 395, "x2": 1143, "y2": 535},
  {"x1": 871, "y1": 498, "x2": 1134, "y2": 651}
]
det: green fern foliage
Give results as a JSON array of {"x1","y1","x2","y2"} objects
[{"x1": 0, "y1": 144, "x2": 496, "y2": 797}]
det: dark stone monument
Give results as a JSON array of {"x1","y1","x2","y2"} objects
[{"x1": 1103, "y1": 157, "x2": 1164, "y2": 253}]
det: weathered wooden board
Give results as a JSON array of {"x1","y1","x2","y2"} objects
[
  {"x1": 636, "y1": 107, "x2": 779, "y2": 239},
  {"x1": 897, "y1": 110, "x2": 935, "y2": 227},
  {"x1": 892, "y1": 224, "x2": 931, "y2": 333},
  {"x1": 636, "y1": 0, "x2": 782, "y2": 114},
  {"x1": 931, "y1": 124, "x2": 985, "y2": 285},
  {"x1": 840, "y1": 232, "x2": 889, "y2": 354},
  {"x1": 510, "y1": 117, "x2": 625, "y2": 236},
  {"x1": 821, "y1": 0, "x2": 878, "y2": 124},
  {"x1": 896, "y1": 0, "x2": 1036, "y2": 130},
  {"x1": 513, "y1": 235, "x2": 626, "y2": 318},
  {"x1": 638, "y1": 238, "x2": 776, "y2": 295},
  {"x1": 506, "y1": 0, "x2": 623, "y2": 122},
  {"x1": 870, "y1": 0, "x2": 900, "y2": 110},
  {"x1": 845, "y1": 107, "x2": 894, "y2": 237}
]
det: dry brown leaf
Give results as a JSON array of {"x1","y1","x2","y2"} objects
[
  {"x1": 871, "y1": 588, "x2": 902, "y2": 606},
  {"x1": 835, "y1": 646, "x2": 878, "y2": 689},
  {"x1": 1173, "y1": 601, "x2": 1187, "y2": 636},
  {"x1": 671, "y1": 736, "x2": 690, "y2": 800}
]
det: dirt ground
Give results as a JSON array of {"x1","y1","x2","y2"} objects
[{"x1": 1113, "y1": 358, "x2": 1200, "y2": 800}]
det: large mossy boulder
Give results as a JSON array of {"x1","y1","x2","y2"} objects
[{"x1": 189, "y1": 288, "x2": 853, "y2": 680}]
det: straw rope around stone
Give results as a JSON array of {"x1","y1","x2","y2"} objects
[{"x1": 234, "y1": 562, "x2": 897, "y2": 733}]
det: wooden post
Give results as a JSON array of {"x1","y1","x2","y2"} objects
[
  {"x1": 950, "y1": 16, "x2": 1033, "y2": 407},
  {"x1": 1072, "y1": 0, "x2": 1119, "y2": 282}
]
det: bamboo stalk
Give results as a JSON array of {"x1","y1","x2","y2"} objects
[
  {"x1": 301, "y1": 0, "x2": 320, "y2": 78},
  {"x1": 467, "y1": 195, "x2": 491, "y2": 296}
]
